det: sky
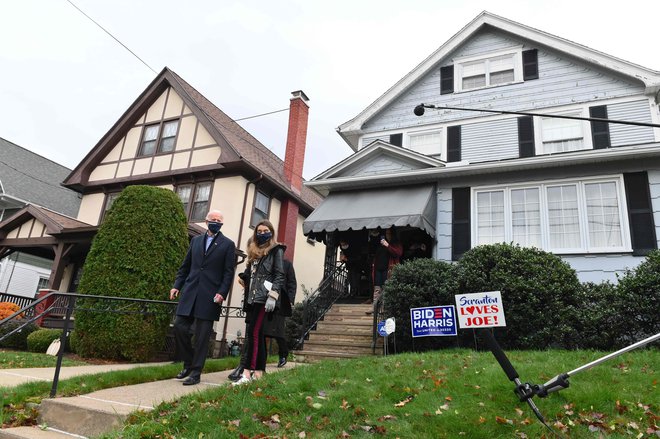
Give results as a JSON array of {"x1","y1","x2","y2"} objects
[{"x1": 1, "y1": 0, "x2": 659, "y2": 181}]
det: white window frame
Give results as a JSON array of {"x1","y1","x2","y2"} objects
[
  {"x1": 454, "y1": 47, "x2": 523, "y2": 92},
  {"x1": 471, "y1": 175, "x2": 631, "y2": 254},
  {"x1": 535, "y1": 108, "x2": 593, "y2": 154},
  {"x1": 406, "y1": 128, "x2": 444, "y2": 158}
]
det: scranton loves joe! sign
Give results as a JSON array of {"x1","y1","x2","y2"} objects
[
  {"x1": 455, "y1": 291, "x2": 506, "y2": 328},
  {"x1": 410, "y1": 305, "x2": 457, "y2": 337}
]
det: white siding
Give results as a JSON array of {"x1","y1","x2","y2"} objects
[{"x1": 363, "y1": 29, "x2": 645, "y2": 139}]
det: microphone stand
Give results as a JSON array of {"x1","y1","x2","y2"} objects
[{"x1": 479, "y1": 329, "x2": 660, "y2": 428}]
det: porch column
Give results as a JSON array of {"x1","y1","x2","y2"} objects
[{"x1": 49, "y1": 243, "x2": 74, "y2": 291}]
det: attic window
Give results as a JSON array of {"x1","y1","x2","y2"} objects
[
  {"x1": 138, "y1": 119, "x2": 180, "y2": 156},
  {"x1": 455, "y1": 49, "x2": 522, "y2": 92}
]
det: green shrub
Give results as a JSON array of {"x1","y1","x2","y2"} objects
[
  {"x1": 455, "y1": 243, "x2": 582, "y2": 350},
  {"x1": 0, "y1": 321, "x2": 39, "y2": 349},
  {"x1": 75, "y1": 186, "x2": 188, "y2": 362},
  {"x1": 27, "y1": 329, "x2": 62, "y2": 353},
  {"x1": 613, "y1": 250, "x2": 660, "y2": 348},
  {"x1": 68, "y1": 330, "x2": 79, "y2": 354},
  {"x1": 383, "y1": 258, "x2": 460, "y2": 352},
  {"x1": 574, "y1": 281, "x2": 620, "y2": 350}
]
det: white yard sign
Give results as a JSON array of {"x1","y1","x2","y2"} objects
[{"x1": 455, "y1": 291, "x2": 506, "y2": 329}]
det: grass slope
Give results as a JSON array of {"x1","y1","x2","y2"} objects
[{"x1": 100, "y1": 349, "x2": 658, "y2": 438}]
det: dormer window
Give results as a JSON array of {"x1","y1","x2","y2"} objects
[
  {"x1": 454, "y1": 49, "x2": 523, "y2": 92},
  {"x1": 138, "y1": 119, "x2": 179, "y2": 156}
]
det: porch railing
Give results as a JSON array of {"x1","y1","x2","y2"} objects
[
  {"x1": 0, "y1": 292, "x2": 36, "y2": 318},
  {"x1": 0, "y1": 291, "x2": 246, "y2": 397},
  {"x1": 294, "y1": 262, "x2": 348, "y2": 349}
]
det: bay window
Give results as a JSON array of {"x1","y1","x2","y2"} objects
[{"x1": 473, "y1": 177, "x2": 629, "y2": 253}]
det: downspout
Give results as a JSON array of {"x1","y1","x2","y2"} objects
[{"x1": 220, "y1": 173, "x2": 263, "y2": 346}]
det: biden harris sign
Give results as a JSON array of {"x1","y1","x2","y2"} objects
[{"x1": 410, "y1": 305, "x2": 457, "y2": 338}]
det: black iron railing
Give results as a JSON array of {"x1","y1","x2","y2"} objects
[
  {"x1": 0, "y1": 291, "x2": 246, "y2": 397},
  {"x1": 294, "y1": 262, "x2": 348, "y2": 349},
  {"x1": 371, "y1": 295, "x2": 385, "y2": 353}
]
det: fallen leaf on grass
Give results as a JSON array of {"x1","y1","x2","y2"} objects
[
  {"x1": 515, "y1": 408, "x2": 524, "y2": 417},
  {"x1": 298, "y1": 432, "x2": 306, "y2": 438},
  {"x1": 496, "y1": 416, "x2": 513, "y2": 425},
  {"x1": 340, "y1": 399, "x2": 350, "y2": 410},
  {"x1": 394, "y1": 395, "x2": 414, "y2": 407},
  {"x1": 229, "y1": 419, "x2": 240, "y2": 427},
  {"x1": 378, "y1": 415, "x2": 397, "y2": 421}
]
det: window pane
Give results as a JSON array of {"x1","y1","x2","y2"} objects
[
  {"x1": 255, "y1": 192, "x2": 269, "y2": 213},
  {"x1": 511, "y1": 188, "x2": 541, "y2": 247},
  {"x1": 409, "y1": 131, "x2": 442, "y2": 155},
  {"x1": 462, "y1": 75, "x2": 486, "y2": 89},
  {"x1": 490, "y1": 69, "x2": 514, "y2": 85},
  {"x1": 144, "y1": 125, "x2": 159, "y2": 141},
  {"x1": 176, "y1": 185, "x2": 192, "y2": 214},
  {"x1": 476, "y1": 191, "x2": 505, "y2": 244},
  {"x1": 489, "y1": 55, "x2": 514, "y2": 72},
  {"x1": 159, "y1": 121, "x2": 179, "y2": 153},
  {"x1": 140, "y1": 140, "x2": 156, "y2": 156},
  {"x1": 191, "y1": 183, "x2": 212, "y2": 222},
  {"x1": 585, "y1": 182, "x2": 622, "y2": 248},
  {"x1": 547, "y1": 185, "x2": 581, "y2": 249}
]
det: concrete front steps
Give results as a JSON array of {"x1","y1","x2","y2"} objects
[
  {"x1": 293, "y1": 303, "x2": 383, "y2": 363},
  {"x1": 0, "y1": 362, "x2": 300, "y2": 439}
]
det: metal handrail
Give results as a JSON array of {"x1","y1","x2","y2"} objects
[
  {"x1": 371, "y1": 295, "x2": 385, "y2": 353},
  {"x1": 294, "y1": 262, "x2": 348, "y2": 349},
  {"x1": 0, "y1": 291, "x2": 246, "y2": 397}
]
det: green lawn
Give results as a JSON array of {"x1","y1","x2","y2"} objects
[
  {"x1": 0, "y1": 349, "x2": 90, "y2": 369},
  {"x1": 100, "y1": 349, "x2": 657, "y2": 439},
  {"x1": 0, "y1": 349, "x2": 657, "y2": 437}
]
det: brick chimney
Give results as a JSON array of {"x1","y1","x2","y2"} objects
[
  {"x1": 278, "y1": 90, "x2": 309, "y2": 260},
  {"x1": 283, "y1": 90, "x2": 309, "y2": 193}
]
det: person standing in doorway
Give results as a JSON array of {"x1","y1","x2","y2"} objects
[
  {"x1": 169, "y1": 210, "x2": 236, "y2": 385},
  {"x1": 367, "y1": 227, "x2": 402, "y2": 315},
  {"x1": 339, "y1": 237, "x2": 362, "y2": 298}
]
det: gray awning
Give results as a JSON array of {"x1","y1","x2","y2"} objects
[{"x1": 303, "y1": 185, "x2": 436, "y2": 236}]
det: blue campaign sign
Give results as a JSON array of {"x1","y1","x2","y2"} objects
[
  {"x1": 410, "y1": 305, "x2": 457, "y2": 338},
  {"x1": 377, "y1": 321, "x2": 388, "y2": 337}
]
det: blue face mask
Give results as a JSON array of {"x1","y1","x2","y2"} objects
[
  {"x1": 208, "y1": 222, "x2": 222, "y2": 234},
  {"x1": 256, "y1": 232, "x2": 272, "y2": 245}
]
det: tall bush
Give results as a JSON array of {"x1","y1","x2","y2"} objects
[
  {"x1": 574, "y1": 281, "x2": 620, "y2": 350},
  {"x1": 75, "y1": 185, "x2": 188, "y2": 362},
  {"x1": 383, "y1": 258, "x2": 459, "y2": 352},
  {"x1": 455, "y1": 243, "x2": 582, "y2": 349},
  {"x1": 613, "y1": 250, "x2": 660, "y2": 347}
]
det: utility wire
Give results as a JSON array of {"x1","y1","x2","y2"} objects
[
  {"x1": 235, "y1": 108, "x2": 289, "y2": 122},
  {"x1": 65, "y1": 0, "x2": 158, "y2": 74}
]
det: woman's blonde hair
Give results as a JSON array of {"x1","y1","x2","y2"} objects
[{"x1": 247, "y1": 219, "x2": 276, "y2": 263}]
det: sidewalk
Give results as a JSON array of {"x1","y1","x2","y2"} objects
[
  {"x1": 0, "y1": 361, "x2": 302, "y2": 438},
  {"x1": 0, "y1": 362, "x2": 171, "y2": 388}
]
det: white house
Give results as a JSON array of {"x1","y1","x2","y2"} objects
[{"x1": 304, "y1": 11, "x2": 660, "y2": 283}]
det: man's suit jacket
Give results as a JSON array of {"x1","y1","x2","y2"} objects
[{"x1": 173, "y1": 232, "x2": 236, "y2": 321}]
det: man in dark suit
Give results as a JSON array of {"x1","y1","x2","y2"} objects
[{"x1": 169, "y1": 209, "x2": 236, "y2": 385}]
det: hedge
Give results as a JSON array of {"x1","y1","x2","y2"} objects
[{"x1": 75, "y1": 185, "x2": 189, "y2": 362}]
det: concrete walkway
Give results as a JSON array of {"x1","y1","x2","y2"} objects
[{"x1": 0, "y1": 361, "x2": 302, "y2": 439}]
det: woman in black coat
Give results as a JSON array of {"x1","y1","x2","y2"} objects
[
  {"x1": 234, "y1": 219, "x2": 285, "y2": 385},
  {"x1": 263, "y1": 259, "x2": 297, "y2": 367}
]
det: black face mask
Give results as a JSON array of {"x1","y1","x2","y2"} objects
[
  {"x1": 208, "y1": 222, "x2": 223, "y2": 234},
  {"x1": 256, "y1": 232, "x2": 272, "y2": 245}
]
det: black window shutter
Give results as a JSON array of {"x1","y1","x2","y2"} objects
[
  {"x1": 518, "y1": 116, "x2": 535, "y2": 158},
  {"x1": 624, "y1": 172, "x2": 657, "y2": 255},
  {"x1": 440, "y1": 65, "x2": 454, "y2": 95},
  {"x1": 389, "y1": 133, "x2": 402, "y2": 147},
  {"x1": 452, "y1": 187, "x2": 471, "y2": 261},
  {"x1": 589, "y1": 105, "x2": 611, "y2": 149},
  {"x1": 522, "y1": 49, "x2": 538, "y2": 80},
  {"x1": 447, "y1": 125, "x2": 461, "y2": 162}
]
